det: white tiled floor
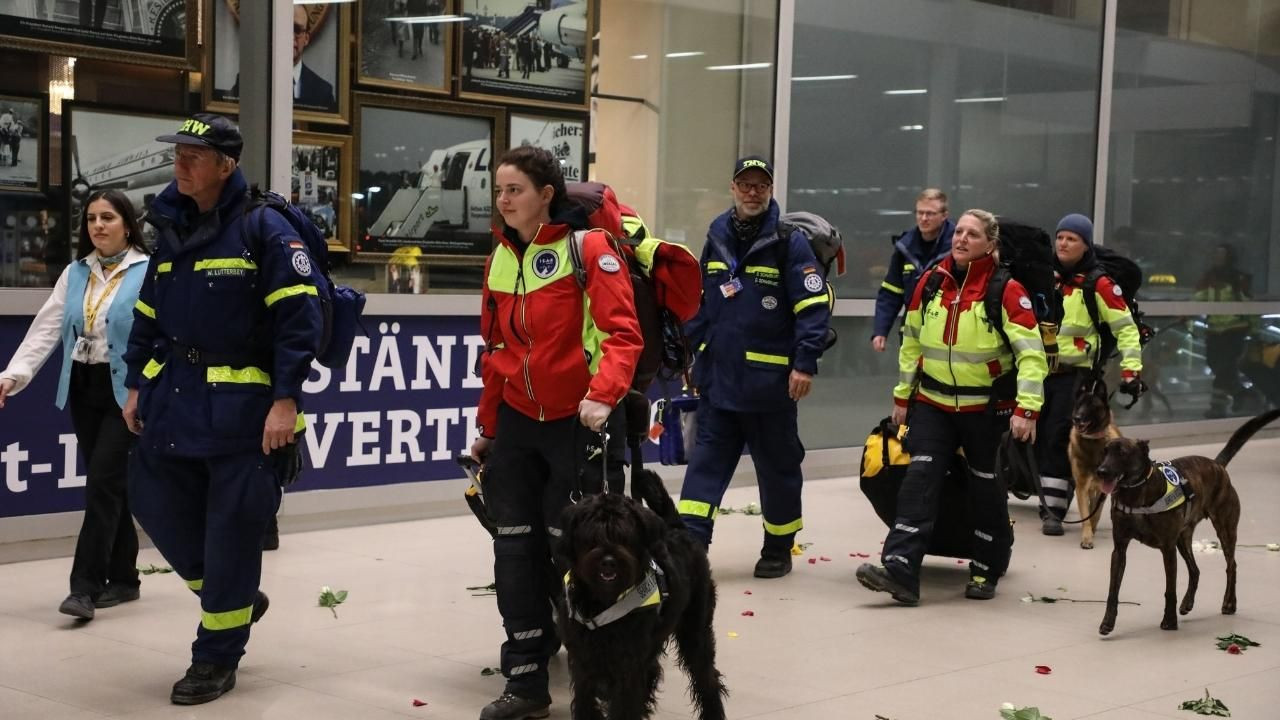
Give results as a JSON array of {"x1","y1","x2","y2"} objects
[{"x1": 1, "y1": 437, "x2": 1278, "y2": 719}]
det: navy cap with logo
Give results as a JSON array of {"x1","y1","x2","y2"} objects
[
  {"x1": 732, "y1": 155, "x2": 773, "y2": 181},
  {"x1": 155, "y1": 113, "x2": 243, "y2": 160}
]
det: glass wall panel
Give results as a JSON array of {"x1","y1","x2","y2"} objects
[
  {"x1": 799, "y1": 316, "x2": 900, "y2": 449},
  {"x1": 788, "y1": 0, "x2": 1103, "y2": 301},
  {"x1": 1105, "y1": 0, "x2": 1280, "y2": 300}
]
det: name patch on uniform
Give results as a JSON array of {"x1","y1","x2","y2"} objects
[
  {"x1": 291, "y1": 251, "x2": 312, "y2": 277},
  {"x1": 1018, "y1": 296, "x2": 1032, "y2": 310},
  {"x1": 761, "y1": 295, "x2": 778, "y2": 310},
  {"x1": 802, "y1": 273, "x2": 823, "y2": 293},
  {"x1": 598, "y1": 254, "x2": 621, "y2": 273},
  {"x1": 533, "y1": 249, "x2": 559, "y2": 279}
]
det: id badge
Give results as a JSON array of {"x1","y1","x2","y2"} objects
[
  {"x1": 72, "y1": 336, "x2": 91, "y2": 359},
  {"x1": 719, "y1": 277, "x2": 743, "y2": 298}
]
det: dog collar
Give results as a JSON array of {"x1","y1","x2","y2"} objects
[
  {"x1": 1114, "y1": 462, "x2": 1193, "y2": 515},
  {"x1": 565, "y1": 559, "x2": 666, "y2": 630}
]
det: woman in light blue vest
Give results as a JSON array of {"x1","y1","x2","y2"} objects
[{"x1": 0, "y1": 189, "x2": 150, "y2": 622}]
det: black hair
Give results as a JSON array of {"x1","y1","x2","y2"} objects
[
  {"x1": 77, "y1": 189, "x2": 150, "y2": 259},
  {"x1": 496, "y1": 145, "x2": 568, "y2": 216}
]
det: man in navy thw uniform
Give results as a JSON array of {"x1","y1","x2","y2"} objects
[{"x1": 122, "y1": 114, "x2": 324, "y2": 705}]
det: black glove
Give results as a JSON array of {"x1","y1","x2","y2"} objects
[{"x1": 1118, "y1": 376, "x2": 1147, "y2": 409}]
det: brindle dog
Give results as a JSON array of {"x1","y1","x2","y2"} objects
[
  {"x1": 1093, "y1": 408, "x2": 1279, "y2": 635},
  {"x1": 1068, "y1": 375, "x2": 1122, "y2": 550}
]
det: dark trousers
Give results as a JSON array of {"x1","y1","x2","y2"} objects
[
  {"x1": 67, "y1": 361, "x2": 139, "y2": 597},
  {"x1": 1206, "y1": 329, "x2": 1247, "y2": 405},
  {"x1": 678, "y1": 399, "x2": 806, "y2": 553},
  {"x1": 1034, "y1": 372, "x2": 1081, "y2": 520},
  {"x1": 484, "y1": 402, "x2": 625, "y2": 698},
  {"x1": 880, "y1": 402, "x2": 1012, "y2": 593},
  {"x1": 128, "y1": 447, "x2": 281, "y2": 667}
]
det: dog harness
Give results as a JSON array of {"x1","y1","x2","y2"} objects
[
  {"x1": 1114, "y1": 462, "x2": 1193, "y2": 515},
  {"x1": 565, "y1": 559, "x2": 668, "y2": 630}
]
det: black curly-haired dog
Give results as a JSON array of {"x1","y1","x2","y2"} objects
[{"x1": 556, "y1": 469, "x2": 727, "y2": 720}]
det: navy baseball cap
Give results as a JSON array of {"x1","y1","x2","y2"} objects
[
  {"x1": 732, "y1": 155, "x2": 773, "y2": 180},
  {"x1": 156, "y1": 113, "x2": 243, "y2": 160}
]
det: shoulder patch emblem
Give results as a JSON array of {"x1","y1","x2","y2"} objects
[
  {"x1": 1018, "y1": 296, "x2": 1033, "y2": 310},
  {"x1": 1112, "y1": 284, "x2": 1124, "y2": 296},
  {"x1": 598, "y1": 254, "x2": 621, "y2": 273},
  {"x1": 291, "y1": 251, "x2": 312, "y2": 277},
  {"x1": 802, "y1": 273, "x2": 823, "y2": 293},
  {"x1": 532, "y1": 249, "x2": 560, "y2": 279},
  {"x1": 762, "y1": 295, "x2": 778, "y2": 310}
]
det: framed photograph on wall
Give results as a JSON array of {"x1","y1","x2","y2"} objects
[
  {"x1": 353, "y1": 93, "x2": 505, "y2": 259},
  {"x1": 0, "y1": 94, "x2": 48, "y2": 193},
  {"x1": 292, "y1": 131, "x2": 352, "y2": 252},
  {"x1": 508, "y1": 111, "x2": 586, "y2": 184},
  {"x1": 458, "y1": 0, "x2": 593, "y2": 110},
  {"x1": 62, "y1": 102, "x2": 183, "y2": 250},
  {"x1": 358, "y1": 0, "x2": 455, "y2": 95},
  {"x1": 0, "y1": 191, "x2": 65, "y2": 288},
  {"x1": 0, "y1": 0, "x2": 196, "y2": 69},
  {"x1": 206, "y1": 0, "x2": 350, "y2": 124}
]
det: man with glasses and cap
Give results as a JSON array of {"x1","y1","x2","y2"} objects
[
  {"x1": 121, "y1": 113, "x2": 325, "y2": 705},
  {"x1": 677, "y1": 156, "x2": 833, "y2": 578}
]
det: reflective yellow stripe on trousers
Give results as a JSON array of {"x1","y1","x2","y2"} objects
[
  {"x1": 678, "y1": 499, "x2": 717, "y2": 519},
  {"x1": 202, "y1": 604, "x2": 255, "y2": 631}
]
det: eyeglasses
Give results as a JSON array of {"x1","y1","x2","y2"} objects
[
  {"x1": 916, "y1": 209, "x2": 942, "y2": 218},
  {"x1": 735, "y1": 181, "x2": 772, "y2": 194}
]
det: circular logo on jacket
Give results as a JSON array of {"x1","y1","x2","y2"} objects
[
  {"x1": 291, "y1": 251, "x2": 312, "y2": 277},
  {"x1": 1018, "y1": 296, "x2": 1032, "y2": 310},
  {"x1": 762, "y1": 295, "x2": 778, "y2": 310},
  {"x1": 598, "y1": 254, "x2": 621, "y2": 273},
  {"x1": 532, "y1": 249, "x2": 560, "y2": 278},
  {"x1": 803, "y1": 273, "x2": 823, "y2": 293},
  {"x1": 1113, "y1": 284, "x2": 1124, "y2": 297}
]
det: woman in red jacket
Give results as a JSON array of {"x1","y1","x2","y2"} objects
[{"x1": 469, "y1": 146, "x2": 642, "y2": 720}]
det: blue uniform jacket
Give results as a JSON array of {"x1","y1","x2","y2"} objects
[
  {"x1": 124, "y1": 169, "x2": 325, "y2": 457},
  {"x1": 871, "y1": 218, "x2": 954, "y2": 338},
  {"x1": 684, "y1": 200, "x2": 832, "y2": 413}
]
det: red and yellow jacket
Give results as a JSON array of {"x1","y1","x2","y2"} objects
[
  {"x1": 1058, "y1": 271, "x2": 1143, "y2": 379},
  {"x1": 476, "y1": 216, "x2": 643, "y2": 437},
  {"x1": 893, "y1": 253, "x2": 1047, "y2": 418}
]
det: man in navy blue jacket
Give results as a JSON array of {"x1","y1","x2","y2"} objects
[
  {"x1": 122, "y1": 114, "x2": 324, "y2": 706},
  {"x1": 678, "y1": 156, "x2": 832, "y2": 579},
  {"x1": 870, "y1": 188, "x2": 954, "y2": 351}
]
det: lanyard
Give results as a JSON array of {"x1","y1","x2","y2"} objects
[{"x1": 84, "y1": 270, "x2": 126, "y2": 334}]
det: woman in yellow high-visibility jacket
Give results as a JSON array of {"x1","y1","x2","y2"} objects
[{"x1": 856, "y1": 209, "x2": 1047, "y2": 606}]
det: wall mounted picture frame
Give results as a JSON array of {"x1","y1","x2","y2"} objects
[
  {"x1": 458, "y1": 0, "x2": 593, "y2": 110},
  {"x1": 352, "y1": 93, "x2": 505, "y2": 261},
  {"x1": 62, "y1": 101, "x2": 183, "y2": 250},
  {"x1": 508, "y1": 111, "x2": 587, "y2": 184},
  {"x1": 358, "y1": 0, "x2": 455, "y2": 96},
  {"x1": 0, "y1": 93, "x2": 48, "y2": 193},
  {"x1": 0, "y1": 190, "x2": 65, "y2": 288},
  {"x1": 0, "y1": 0, "x2": 197, "y2": 70},
  {"x1": 292, "y1": 131, "x2": 353, "y2": 252},
  {"x1": 205, "y1": 0, "x2": 351, "y2": 124}
]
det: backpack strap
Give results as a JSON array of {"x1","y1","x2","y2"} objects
[
  {"x1": 893, "y1": 235, "x2": 925, "y2": 274},
  {"x1": 983, "y1": 267, "x2": 1015, "y2": 354},
  {"x1": 916, "y1": 267, "x2": 945, "y2": 328},
  {"x1": 569, "y1": 230, "x2": 589, "y2": 288}
]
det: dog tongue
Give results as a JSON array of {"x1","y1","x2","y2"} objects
[{"x1": 1100, "y1": 478, "x2": 1118, "y2": 495}]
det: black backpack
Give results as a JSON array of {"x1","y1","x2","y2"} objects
[
  {"x1": 243, "y1": 185, "x2": 366, "y2": 369},
  {"x1": 1080, "y1": 246, "x2": 1155, "y2": 371},
  {"x1": 920, "y1": 220, "x2": 1062, "y2": 367},
  {"x1": 775, "y1": 212, "x2": 843, "y2": 350}
]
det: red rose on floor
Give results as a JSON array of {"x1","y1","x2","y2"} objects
[
  {"x1": 741, "y1": 610, "x2": 754, "y2": 616},
  {"x1": 412, "y1": 698, "x2": 428, "y2": 706},
  {"x1": 1227, "y1": 644, "x2": 1242, "y2": 654},
  {"x1": 1034, "y1": 665, "x2": 1052, "y2": 675},
  {"x1": 807, "y1": 558, "x2": 817, "y2": 564}
]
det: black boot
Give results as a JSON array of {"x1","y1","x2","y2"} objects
[
  {"x1": 753, "y1": 542, "x2": 793, "y2": 579},
  {"x1": 965, "y1": 575, "x2": 997, "y2": 600},
  {"x1": 170, "y1": 662, "x2": 236, "y2": 705},
  {"x1": 855, "y1": 563, "x2": 919, "y2": 605},
  {"x1": 479, "y1": 691, "x2": 551, "y2": 720},
  {"x1": 59, "y1": 592, "x2": 95, "y2": 620},
  {"x1": 252, "y1": 590, "x2": 270, "y2": 623}
]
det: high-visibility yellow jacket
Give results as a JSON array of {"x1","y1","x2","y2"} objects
[
  {"x1": 1194, "y1": 276, "x2": 1252, "y2": 333},
  {"x1": 893, "y1": 254, "x2": 1047, "y2": 419},
  {"x1": 1057, "y1": 270, "x2": 1143, "y2": 379}
]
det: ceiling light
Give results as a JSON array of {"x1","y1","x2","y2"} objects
[
  {"x1": 665, "y1": 51, "x2": 705, "y2": 58},
  {"x1": 792, "y1": 74, "x2": 857, "y2": 82},
  {"x1": 630, "y1": 54, "x2": 648, "y2": 60},
  {"x1": 884, "y1": 88, "x2": 928, "y2": 95},
  {"x1": 706, "y1": 62, "x2": 772, "y2": 71},
  {"x1": 954, "y1": 96, "x2": 1006, "y2": 103},
  {"x1": 899, "y1": 125, "x2": 924, "y2": 131}
]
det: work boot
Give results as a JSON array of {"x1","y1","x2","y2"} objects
[
  {"x1": 263, "y1": 516, "x2": 279, "y2": 551},
  {"x1": 965, "y1": 576, "x2": 997, "y2": 600},
  {"x1": 753, "y1": 547, "x2": 792, "y2": 579},
  {"x1": 1041, "y1": 516, "x2": 1065, "y2": 536},
  {"x1": 479, "y1": 691, "x2": 551, "y2": 720},
  {"x1": 252, "y1": 591, "x2": 270, "y2": 623},
  {"x1": 855, "y1": 563, "x2": 919, "y2": 606},
  {"x1": 95, "y1": 584, "x2": 141, "y2": 608},
  {"x1": 170, "y1": 662, "x2": 236, "y2": 705},
  {"x1": 58, "y1": 592, "x2": 95, "y2": 620}
]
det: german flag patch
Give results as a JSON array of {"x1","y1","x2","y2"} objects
[{"x1": 288, "y1": 240, "x2": 306, "y2": 250}]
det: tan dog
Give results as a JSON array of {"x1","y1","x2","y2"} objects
[{"x1": 1068, "y1": 375, "x2": 1121, "y2": 549}]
